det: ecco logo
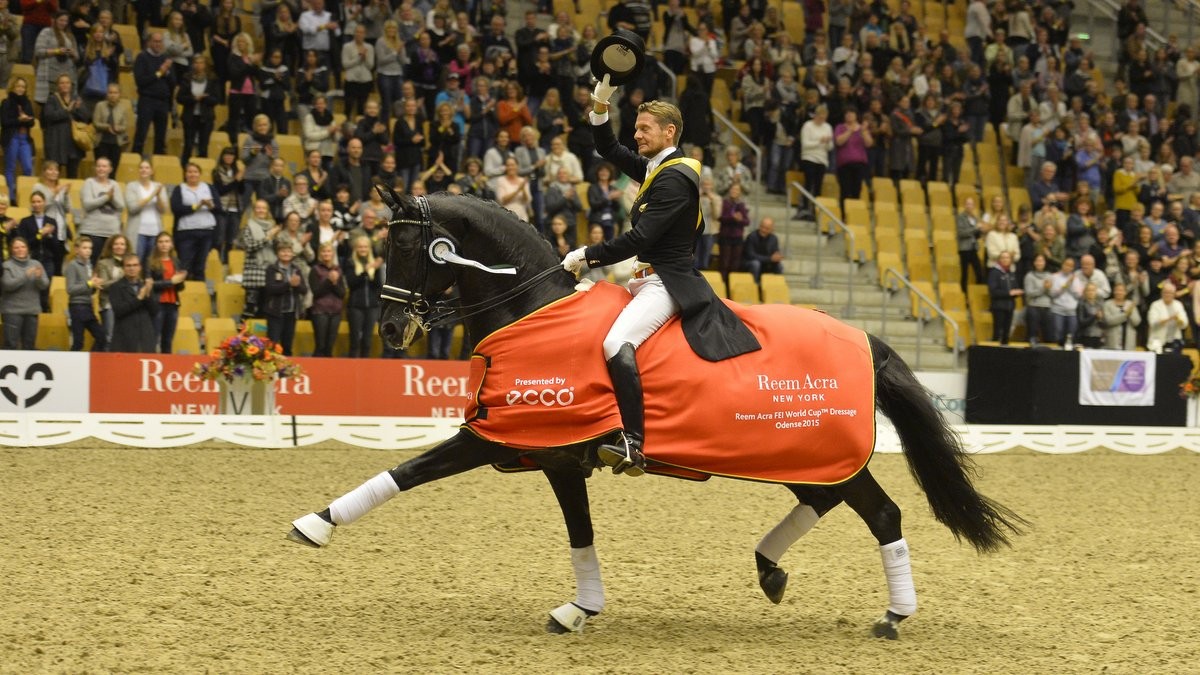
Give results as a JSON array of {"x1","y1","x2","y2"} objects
[
  {"x1": 505, "y1": 387, "x2": 576, "y2": 407},
  {"x1": 0, "y1": 363, "x2": 54, "y2": 408}
]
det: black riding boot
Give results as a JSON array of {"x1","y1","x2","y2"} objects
[{"x1": 597, "y1": 342, "x2": 646, "y2": 477}]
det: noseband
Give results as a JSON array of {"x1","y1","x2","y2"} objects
[{"x1": 380, "y1": 195, "x2": 564, "y2": 333}]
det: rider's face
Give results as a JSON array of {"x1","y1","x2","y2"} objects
[{"x1": 634, "y1": 113, "x2": 674, "y2": 158}]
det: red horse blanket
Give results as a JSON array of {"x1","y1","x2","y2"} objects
[{"x1": 464, "y1": 282, "x2": 875, "y2": 485}]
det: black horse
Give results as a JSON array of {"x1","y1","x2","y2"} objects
[{"x1": 287, "y1": 191, "x2": 1025, "y2": 638}]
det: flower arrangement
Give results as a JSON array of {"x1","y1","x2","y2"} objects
[
  {"x1": 1180, "y1": 373, "x2": 1200, "y2": 399},
  {"x1": 193, "y1": 327, "x2": 302, "y2": 382}
]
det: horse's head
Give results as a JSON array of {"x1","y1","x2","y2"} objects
[{"x1": 377, "y1": 186, "x2": 463, "y2": 350}]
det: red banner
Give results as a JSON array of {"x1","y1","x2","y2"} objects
[{"x1": 89, "y1": 354, "x2": 471, "y2": 417}]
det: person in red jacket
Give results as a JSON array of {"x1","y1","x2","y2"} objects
[{"x1": 18, "y1": 0, "x2": 57, "y2": 64}]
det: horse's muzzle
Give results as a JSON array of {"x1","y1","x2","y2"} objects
[{"x1": 379, "y1": 304, "x2": 423, "y2": 351}]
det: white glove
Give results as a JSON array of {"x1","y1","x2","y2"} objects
[
  {"x1": 562, "y1": 247, "x2": 587, "y2": 274},
  {"x1": 591, "y1": 74, "x2": 617, "y2": 107}
]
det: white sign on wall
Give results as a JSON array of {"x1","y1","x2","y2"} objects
[
  {"x1": 915, "y1": 370, "x2": 968, "y2": 424},
  {"x1": 0, "y1": 351, "x2": 90, "y2": 413}
]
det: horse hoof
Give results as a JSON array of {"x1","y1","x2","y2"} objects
[
  {"x1": 759, "y1": 567, "x2": 788, "y2": 604},
  {"x1": 871, "y1": 611, "x2": 906, "y2": 640},
  {"x1": 287, "y1": 513, "x2": 334, "y2": 547},
  {"x1": 547, "y1": 602, "x2": 589, "y2": 634}
]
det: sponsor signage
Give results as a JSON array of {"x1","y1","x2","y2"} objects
[
  {"x1": 89, "y1": 354, "x2": 471, "y2": 417},
  {"x1": 0, "y1": 352, "x2": 90, "y2": 413}
]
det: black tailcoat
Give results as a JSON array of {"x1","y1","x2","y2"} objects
[{"x1": 584, "y1": 118, "x2": 760, "y2": 361}]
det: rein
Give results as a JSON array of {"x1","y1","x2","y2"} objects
[{"x1": 381, "y1": 195, "x2": 565, "y2": 332}]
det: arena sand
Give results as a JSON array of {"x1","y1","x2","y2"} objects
[{"x1": 1, "y1": 446, "x2": 1196, "y2": 674}]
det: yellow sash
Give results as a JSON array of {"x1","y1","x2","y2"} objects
[{"x1": 635, "y1": 157, "x2": 704, "y2": 231}]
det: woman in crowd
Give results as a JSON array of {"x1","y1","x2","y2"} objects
[
  {"x1": 545, "y1": 214, "x2": 572, "y2": 261},
  {"x1": 91, "y1": 82, "x2": 131, "y2": 171},
  {"x1": 31, "y1": 161, "x2": 72, "y2": 272},
  {"x1": 1, "y1": 238, "x2": 50, "y2": 349},
  {"x1": 147, "y1": 232, "x2": 187, "y2": 354},
  {"x1": 163, "y1": 10, "x2": 195, "y2": 85},
  {"x1": 78, "y1": 23, "x2": 119, "y2": 109},
  {"x1": 95, "y1": 234, "x2": 131, "y2": 347},
  {"x1": 41, "y1": 74, "x2": 83, "y2": 178},
  {"x1": 587, "y1": 162, "x2": 622, "y2": 241},
  {"x1": 282, "y1": 174, "x2": 318, "y2": 229},
  {"x1": 302, "y1": 94, "x2": 338, "y2": 168},
  {"x1": 212, "y1": 147, "x2": 244, "y2": 263},
  {"x1": 295, "y1": 50, "x2": 331, "y2": 125},
  {"x1": 956, "y1": 196, "x2": 986, "y2": 290},
  {"x1": 308, "y1": 242, "x2": 347, "y2": 357},
  {"x1": 266, "y1": 3, "x2": 300, "y2": 75},
  {"x1": 33, "y1": 12, "x2": 79, "y2": 107},
  {"x1": 170, "y1": 162, "x2": 222, "y2": 282},
  {"x1": 496, "y1": 81, "x2": 532, "y2": 144},
  {"x1": 226, "y1": 32, "x2": 260, "y2": 135},
  {"x1": 1102, "y1": 282, "x2": 1142, "y2": 350},
  {"x1": 80, "y1": 157, "x2": 125, "y2": 255},
  {"x1": 296, "y1": 149, "x2": 331, "y2": 202},
  {"x1": 376, "y1": 21, "x2": 407, "y2": 120},
  {"x1": 985, "y1": 214, "x2": 1021, "y2": 267},
  {"x1": 719, "y1": 182, "x2": 750, "y2": 287},
  {"x1": 178, "y1": 54, "x2": 222, "y2": 165},
  {"x1": 275, "y1": 210, "x2": 315, "y2": 271},
  {"x1": 241, "y1": 114, "x2": 278, "y2": 203},
  {"x1": 799, "y1": 104, "x2": 834, "y2": 206},
  {"x1": 392, "y1": 97, "x2": 426, "y2": 191},
  {"x1": 125, "y1": 160, "x2": 169, "y2": 262},
  {"x1": 494, "y1": 156, "x2": 532, "y2": 222},
  {"x1": 238, "y1": 199, "x2": 279, "y2": 318},
  {"x1": 429, "y1": 102, "x2": 462, "y2": 172},
  {"x1": 345, "y1": 234, "x2": 383, "y2": 358},
  {"x1": 1, "y1": 78, "x2": 36, "y2": 196},
  {"x1": 210, "y1": 0, "x2": 241, "y2": 83},
  {"x1": 1023, "y1": 253, "x2": 1054, "y2": 345},
  {"x1": 834, "y1": 108, "x2": 872, "y2": 206},
  {"x1": 257, "y1": 48, "x2": 291, "y2": 135}
]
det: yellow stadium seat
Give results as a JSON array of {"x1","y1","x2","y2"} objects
[
  {"x1": 874, "y1": 207, "x2": 900, "y2": 230},
  {"x1": 172, "y1": 316, "x2": 202, "y2": 354},
  {"x1": 205, "y1": 249, "x2": 224, "y2": 285},
  {"x1": 909, "y1": 281, "x2": 937, "y2": 318},
  {"x1": 192, "y1": 157, "x2": 217, "y2": 179},
  {"x1": 180, "y1": 286, "x2": 213, "y2": 320},
  {"x1": 938, "y1": 282, "x2": 967, "y2": 311},
  {"x1": 215, "y1": 281, "x2": 246, "y2": 318},
  {"x1": 846, "y1": 224, "x2": 874, "y2": 261},
  {"x1": 226, "y1": 249, "x2": 246, "y2": 276},
  {"x1": 35, "y1": 313, "x2": 69, "y2": 350},
  {"x1": 728, "y1": 272, "x2": 759, "y2": 304},
  {"x1": 902, "y1": 204, "x2": 928, "y2": 231},
  {"x1": 700, "y1": 270, "x2": 727, "y2": 298},
  {"x1": 926, "y1": 181, "x2": 952, "y2": 208},
  {"x1": 871, "y1": 177, "x2": 898, "y2": 204},
  {"x1": 877, "y1": 252, "x2": 905, "y2": 288},
  {"x1": 204, "y1": 317, "x2": 239, "y2": 351},
  {"x1": 292, "y1": 319, "x2": 316, "y2": 356},
  {"x1": 152, "y1": 155, "x2": 184, "y2": 186},
  {"x1": 760, "y1": 274, "x2": 790, "y2": 304},
  {"x1": 945, "y1": 309, "x2": 970, "y2": 348},
  {"x1": 112, "y1": 23, "x2": 140, "y2": 53}
]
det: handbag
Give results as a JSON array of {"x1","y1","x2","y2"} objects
[
  {"x1": 83, "y1": 58, "x2": 109, "y2": 97},
  {"x1": 71, "y1": 121, "x2": 95, "y2": 151}
]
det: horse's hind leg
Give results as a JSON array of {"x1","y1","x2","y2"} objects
[
  {"x1": 287, "y1": 431, "x2": 516, "y2": 547},
  {"x1": 835, "y1": 468, "x2": 915, "y2": 639},
  {"x1": 755, "y1": 485, "x2": 843, "y2": 604}
]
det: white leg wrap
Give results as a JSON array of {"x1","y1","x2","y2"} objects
[
  {"x1": 880, "y1": 538, "x2": 917, "y2": 616},
  {"x1": 570, "y1": 546, "x2": 605, "y2": 613},
  {"x1": 756, "y1": 504, "x2": 820, "y2": 563},
  {"x1": 328, "y1": 472, "x2": 401, "y2": 526}
]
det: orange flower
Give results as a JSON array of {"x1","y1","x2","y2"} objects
[
  {"x1": 274, "y1": 344, "x2": 283, "y2": 353},
  {"x1": 246, "y1": 345, "x2": 260, "y2": 356},
  {"x1": 209, "y1": 349, "x2": 222, "y2": 358}
]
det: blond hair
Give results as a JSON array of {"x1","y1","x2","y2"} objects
[{"x1": 637, "y1": 100, "x2": 683, "y2": 143}]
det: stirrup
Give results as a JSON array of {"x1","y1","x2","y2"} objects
[{"x1": 597, "y1": 435, "x2": 645, "y2": 477}]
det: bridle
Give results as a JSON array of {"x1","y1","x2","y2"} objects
[{"x1": 380, "y1": 195, "x2": 564, "y2": 334}]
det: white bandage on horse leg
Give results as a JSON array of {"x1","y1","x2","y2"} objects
[
  {"x1": 879, "y1": 538, "x2": 917, "y2": 616},
  {"x1": 328, "y1": 472, "x2": 401, "y2": 526},
  {"x1": 570, "y1": 545, "x2": 605, "y2": 613},
  {"x1": 755, "y1": 504, "x2": 819, "y2": 563}
]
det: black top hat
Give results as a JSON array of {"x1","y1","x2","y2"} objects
[{"x1": 590, "y1": 29, "x2": 646, "y2": 87}]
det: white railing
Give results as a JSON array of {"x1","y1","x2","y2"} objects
[
  {"x1": 2, "y1": 412, "x2": 1199, "y2": 455},
  {"x1": 792, "y1": 181, "x2": 861, "y2": 317},
  {"x1": 879, "y1": 267, "x2": 964, "y2": 370}
]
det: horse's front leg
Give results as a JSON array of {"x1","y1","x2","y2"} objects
[
  {"x1": 288, "y1": 430, "x2": 517, "y2": 547},
  {"x1": 541, "y1": 466, "x2": 603, "y2": 634}
]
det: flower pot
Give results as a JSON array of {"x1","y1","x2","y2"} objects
[{"x1": 219, "y1": 377, "x2": 277, "y2": 415}]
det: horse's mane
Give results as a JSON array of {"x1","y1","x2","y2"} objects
[{"x1": 429, "y1": 192, "x2": 564, "y2": 273}]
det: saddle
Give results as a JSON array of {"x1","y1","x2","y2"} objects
[{"x1": 465, "y1": 282, "x2": 877, "y2": 485}]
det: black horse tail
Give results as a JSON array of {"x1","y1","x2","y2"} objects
[{"x1": 870, "y1": 336, "x2": 1027, "y2": 553}]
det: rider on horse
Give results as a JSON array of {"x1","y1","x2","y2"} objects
[{"x1": 562, "y1": 76, "x2": 761, "y2": 476}]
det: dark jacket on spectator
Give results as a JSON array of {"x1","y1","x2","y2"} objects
[
  {"x1": 109, "y1": 276, "x2": 158, "y2": 352},
  {"x1": 133, "y1": 49, "x2": 174, "y2": 102},
  {"x1": 987, "y1": 262, "x2": 1019, "y2": 312},
  {"x1": 262, "y1": 260, "x2": 308, "y2": 318},
  {"x1": 308, "y1": 260, "x2": 347, "y2": 315}
]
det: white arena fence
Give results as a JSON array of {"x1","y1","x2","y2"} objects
[{"x1": 1, "y1": 413, "x2": 1199, "y2": 454}]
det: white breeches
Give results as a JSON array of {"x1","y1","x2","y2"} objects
[{"x1": 602, "y1": 274, "x2": 681, "y2": 360}]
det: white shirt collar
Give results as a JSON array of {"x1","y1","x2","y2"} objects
[{"x1": 644, "y1": 146, "x2": 677, "y2": 178}]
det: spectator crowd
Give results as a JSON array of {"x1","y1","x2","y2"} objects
[{"x1": 0, "y1": 0, "x2": 1194, "y2": 358}]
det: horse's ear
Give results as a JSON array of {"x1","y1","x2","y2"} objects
[{"x1": 376, "y1": 183, "x2": 420, "y2": 218}]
